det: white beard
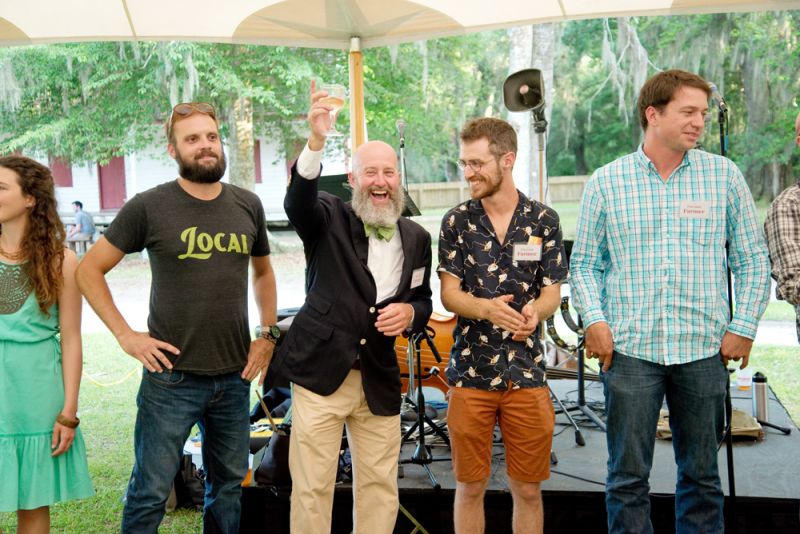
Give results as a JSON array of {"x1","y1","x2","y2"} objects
[{"x1": 351, "y1": 185, "x2": 405, "y2": 226}]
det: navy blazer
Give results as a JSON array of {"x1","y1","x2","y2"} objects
[{"x1": 271, "y1": 164, "x2": 433, "y2": 416}]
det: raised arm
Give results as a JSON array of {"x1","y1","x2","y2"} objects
[{"x1": 284, "y1": 81, "x2": 338, "y2": 240}]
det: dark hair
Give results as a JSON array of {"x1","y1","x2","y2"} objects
[
  {"x1": 460, "y1": 117, "x2": 517, "y2": 156},
  {"x1": 637, "y1": 69, "x2": 711, "y2": 130},
  {"x1": 72, "y1": 200, "x2": 83, "y2": 209},
  {"x1": 0, "y1": 156, "x2": 65, "y2": 315}
]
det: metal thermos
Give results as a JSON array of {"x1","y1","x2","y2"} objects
[{"x1": 752, "y1": 372, "x2": 768, "y2": 422}]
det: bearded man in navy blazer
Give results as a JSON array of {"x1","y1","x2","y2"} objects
[{"x1": 270, "y1": 83, "x2": 433, "y2": 533}]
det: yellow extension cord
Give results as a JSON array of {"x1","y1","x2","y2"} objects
[{"x1": 81, "y1": 367, "x2": 141, "y2": 387}]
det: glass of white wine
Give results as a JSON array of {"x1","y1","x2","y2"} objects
[{"x1": 319, "y1": 83, "x2": 347, "y2": 136}]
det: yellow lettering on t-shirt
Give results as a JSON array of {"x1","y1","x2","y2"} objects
[
  {"x1": 197, "y1": 233, "x2": 213, "y2": 253},
  {"x1": 179, "y1": 227, "x2": 250, "y2": 259},
  {"x1": 179, "y1": 227, "x2": 211, "y2": 260},
  {"x1": 213, "y1": 233, "x2": 226, "y2": 252},
  {"x1": 227, "y1": 234, "x2": 242, "y2": 253}
]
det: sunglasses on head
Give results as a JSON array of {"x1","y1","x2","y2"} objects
[{"x1": 167, "y1": 102, "x2": 216, "y2": 138}]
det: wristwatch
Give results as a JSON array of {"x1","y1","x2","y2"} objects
[{"x1": 255, "y1": 324, "x2": 281, "y2": 345}]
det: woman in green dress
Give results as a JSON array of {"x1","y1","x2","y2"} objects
[{"x1": 0, "y1": 156, "x2": 93, "y2": 532}]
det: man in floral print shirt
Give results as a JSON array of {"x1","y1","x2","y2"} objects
[{"x1": 438, "y1": 117, "x2": 568, "y2": 534}]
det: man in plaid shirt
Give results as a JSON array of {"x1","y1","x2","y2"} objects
[
  {"x1": 764, "y1": 112, "x2": 800, "y2": 344},
  {"x1": 570, "y1": 69, "x2": 770, "y2": 534}
]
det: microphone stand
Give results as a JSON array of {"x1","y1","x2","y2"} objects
[
  {"x1": 399, "y1": 328, "x2": 451, "y2": 490},
  {"x1": 715, "y1": 99, "x2": 737, "y2": 512},
  {"x1": 530, "y1": 107, "x2": 548, "y2": 203},
  {"x1": 397, "y1": 121, "x2": 421, "y2": 217}
]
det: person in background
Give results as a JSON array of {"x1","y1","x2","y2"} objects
[
  {"x1": 764, "y1": 111, "x2": 800, "y2": 344},
  {"x1": 0, "y1": 156, "x2": 94, "y2": 533},
  {"x1": 570, "y1": 69, "x2": 770, "y2": 533},
  {"x1": 66, "y1": 200, "x2": 95, "y2": 251}
]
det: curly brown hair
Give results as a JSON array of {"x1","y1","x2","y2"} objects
[{"x1": 0, "y1": 156, "x2": 65, "y2": 315}]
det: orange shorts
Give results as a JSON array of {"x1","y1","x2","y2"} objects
[{"x1": 447, "y1": 385, "x2": 555, "y2": 483}]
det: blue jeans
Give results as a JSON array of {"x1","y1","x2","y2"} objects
[
  {"x1": 602, "y1": 352, "x2": 728, "y2": 534},
  {"x1": 121, "y1": 369, "x2": 251, "y2": 534}
]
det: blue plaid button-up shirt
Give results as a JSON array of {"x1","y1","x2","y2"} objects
[{"x1": 570, "y1": 146, "x2": 770, "y2": 365}]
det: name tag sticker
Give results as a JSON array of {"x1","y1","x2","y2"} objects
[
  {"x1": 513, "y1": 243, "x2": 541, "y2": 262},
  {"x1": 410, "y1": 267, "x2": 425, "y2": 289},
  {"x1": 679, "y1": 200, "x2": 711, "y2": 219}
]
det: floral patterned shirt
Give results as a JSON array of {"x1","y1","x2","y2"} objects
[{"x1": 438, "y1": 192, "x2": 568, "y2": 390}]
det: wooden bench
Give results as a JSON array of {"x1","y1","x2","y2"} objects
[
  {"x1": 60, "y1": 213, "x2": 115, "y2": 254},
  {"x1": 67, "y1": 234, "x2": 93, "y2": 254}
]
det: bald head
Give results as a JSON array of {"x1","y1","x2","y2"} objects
[{"x1": 351, "y1": 141, "x2": 397, "y2": 176}]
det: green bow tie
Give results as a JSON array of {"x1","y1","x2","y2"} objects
[{"x1": 364, "y1": 222, "x2": 397, "y2": 241}]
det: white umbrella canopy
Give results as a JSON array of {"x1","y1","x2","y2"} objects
[
  {"x1": 3, "y1": 0, "x2": 799, "y2": 144},
  {"x1": 2, "y1": 0, "x2": 799, "y2": 47}
]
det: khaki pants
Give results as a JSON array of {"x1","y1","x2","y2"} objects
[{"x1": 289, "y1": 370, "x2": 401, "y2": 534}]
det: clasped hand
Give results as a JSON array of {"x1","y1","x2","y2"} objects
[{"x1": 485, "y1": 295, "x2": 539, "y2": 341}]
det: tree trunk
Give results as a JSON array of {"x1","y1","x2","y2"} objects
[
  {"x1": 229, "y1": 96, "x2": 255, "y2": 191},
  {"x1": 574, "y1": 121, "x2": 588, "y2": 175},
  {"x1": 506, "y1": 24, "x2": 556, "y2": 203},
  {"x1": 530, "y1": 23, "x2": 555, "y2": 204},
  {"x1": 506, "y1": 26, "x2": 533, "y2": 196}
]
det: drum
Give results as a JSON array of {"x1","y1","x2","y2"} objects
[{"x1": 396, "y1": 311, "x2": 456, "y2": 394}]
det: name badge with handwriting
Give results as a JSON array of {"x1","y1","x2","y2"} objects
[
  {"x1": 411, "y1": 267, "x2": 425, "y2": 289},
  {"x1": 513, "y1": 243, "x2": 541, "y2": 262},
  {"x1": 679, "y1": 200, "x2": 711, "y2": 219}
]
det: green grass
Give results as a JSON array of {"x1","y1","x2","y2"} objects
[{"x1": 762, "y1": 300, "x2": 797, "y2": 321}]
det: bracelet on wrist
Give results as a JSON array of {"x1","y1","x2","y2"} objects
[{"x1": 56, "y1": 413, "x2": 80, "y2": 429}]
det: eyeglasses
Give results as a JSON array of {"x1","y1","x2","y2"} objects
[
  {"x1": 456, "y1": 157, "x2": 496, "y2": 173},
  {"x1": 167, "y1": 102, "x2": 216, "y2": 138}
]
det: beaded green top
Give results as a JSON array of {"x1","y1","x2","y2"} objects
[{"x1": 0, "y1": 261, "x2": 31, "y2": 315}]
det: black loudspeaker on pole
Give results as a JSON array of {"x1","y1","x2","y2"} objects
[{"x1": 503, "y1": 69, "x2": 548, "y2": 203}]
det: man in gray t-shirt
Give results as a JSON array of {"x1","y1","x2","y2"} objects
[{"x1": 77, "y1": 102, "x2": 277, "y2": 533}]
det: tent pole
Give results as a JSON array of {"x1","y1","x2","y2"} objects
[{"x1": 349, "y1": 36, "x2": 366, "y2": 148}]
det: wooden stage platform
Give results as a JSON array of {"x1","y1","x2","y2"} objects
[{"x1": 241, "y1": 379, "x2": 800, "y2": 533}]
